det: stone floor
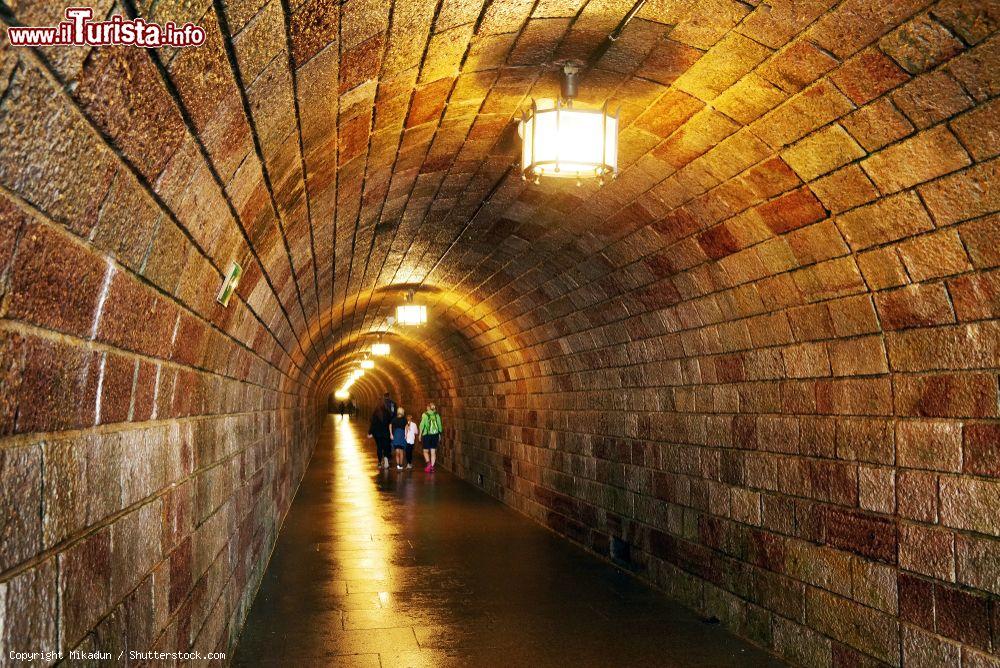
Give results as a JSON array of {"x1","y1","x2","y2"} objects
[{"x1": 233, "y1": 416, "x2": 787, "y2": 667}]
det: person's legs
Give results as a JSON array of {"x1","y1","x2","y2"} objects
[
  {"x1": 405, "y1": 444, "x2": 413, "y2": 467},
  {"x1": 380, "y1": 439, "x2": 391, "y2": 468},
  {"x1": 424, "y1": 434, "x2": 439, "y2": 470},
  {"x1": 395, "y1": 447, "x2": 404, "y2": 468}
]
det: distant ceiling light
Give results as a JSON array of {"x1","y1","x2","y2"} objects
[
  {"x1": 372, "y1": 342, "x2": 390, "y2": 356},
  {"x1": 519, "y1": 63, "x2": 618, "y2": 185},
  {"x1": 396, "y1": 290, "x2": 427, "y2": 326},
  {"x1": 334, "y1": 390, "x2": 349, "y2": 400},
  {"x1": 350, "y1": 369, "x2": 364, "y2": 380},
  {"x1": 360, "y1": 359, "x2": 375, "y2": 369}
]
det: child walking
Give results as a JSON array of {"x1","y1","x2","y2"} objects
[{"x1": 404, "y1": 414, "x2": 419, "y2": 469}]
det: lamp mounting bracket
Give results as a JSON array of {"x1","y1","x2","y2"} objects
[{"x1": 558, "y1": 61, "x2": 583, "y2": 101}]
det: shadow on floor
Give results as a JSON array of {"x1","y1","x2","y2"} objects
[{"x1": 233, "y1": 416, "x2": 787, "y2": 667}]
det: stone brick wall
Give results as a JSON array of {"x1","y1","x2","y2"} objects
[
  {"x1": 399, "y1": 4, "x2": 1000, "y2": 667},
  {"x1": 0, "y1": 4, "x2": 320, "y2": 659},
  {"x1": 1, "y1": 0, "x2": 998, "y2": 665},
  {"x1": 0, "y1": 193, "x2": 318, "y2": 656}
]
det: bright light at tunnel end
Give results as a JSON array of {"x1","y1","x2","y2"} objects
[{"x1": 335, "y1": 367, "x2": 366, "y2": 397}]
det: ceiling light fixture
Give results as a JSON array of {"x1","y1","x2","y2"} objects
[
  {"x1": 372, "y1": 342, "x2": 390, "y2": 356},
  {"x1": 518, "y1": 63, "x2": 618, "y2": 185},
  {"x1": 396, "y1": 289, "x2": 427, "y2": 326},
  {"x1": 360, "y1": 359, "x2": 375, "y2": 370}
]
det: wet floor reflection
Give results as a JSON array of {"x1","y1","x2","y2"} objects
[{"x1": 234, "y1": 416, "x2": 786, "y2": 667}]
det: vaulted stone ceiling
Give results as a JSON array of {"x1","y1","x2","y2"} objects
[
  {"x1": 2, "y1": 1, "x2": 999, "y2": 662},
  {"x1": 1, "y1": 0, "x2": 997, "y2": 406}
]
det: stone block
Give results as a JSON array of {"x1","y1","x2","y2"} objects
[
  {"x1": 43, "y1": 432, "x2": 123, "y2": 547},
  {"x1": 899, "y1": 522, "x2": 956, "y2": 580},
  {"x1": 935, "y1": 582, "x2": 991, "y2": 648},
  {"x1": 955, "y1": 533, "x2": 1000, "y2": 595},
  {"x1": 940, "y1": 476, "x2": 1000, "y2": 536},
  {"x1": 862, "y1": 126, "x2": 971, "y2": 194},
  {"x1": 59, "y1": 527, "x2": 113, "y2": 648},
  {"x1": 881, "y1": 14, "x2": 964, "y2": 74},
  {"x1": 894, "y1": 372, "x2": 999, "y2": 418},
  {"x1": 0, "y1": 444, "x2": 42, "y2": 572},
  {"x1": 963, "y1": 423, "x2": 1000, "y2": 477},
  {"x1": 782, "y1": 125, "x2": 866, "y2": 182},
  {"x1": 836, "y1": 191, "x2": 934, "y2": 251},
  {"x1": 7, "y1": 223, "x2": 108, "y2": 338},
  {"x1": 897, "y1": 420, "x2": 962, "y2": 472},
  {"x1": 822, "y1": 506, "x2": 897, "y2": 564},
  {"x1": 0, "y1": 558, "x2": 58, "y2": 655},
  {"x1": 806, "y1": 586, "x2": 900, "y2": 665},
  {"x1": 830, "y1": 47, "x2": 910, "y2": 105},
  {"x1": 875, "y1": 283, "x2": 956, "y2": 331},
  {"x1": 0, "y1": 332, "x2": 100, "y2": 435}
]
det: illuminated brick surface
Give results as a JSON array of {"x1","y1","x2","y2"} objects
[{"x1": 0, "y1": 0, "x2": 997, "y2": 664}]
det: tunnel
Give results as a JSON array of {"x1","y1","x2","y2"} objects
[{"x1": 0, "y1": 0, "x2": 998, "y2": 665}]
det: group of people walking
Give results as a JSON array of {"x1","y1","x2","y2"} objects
[
  {"x1": 368, "y1": 393, "x2": 443, "y2": 472},
  {"x1": 334, "y1": 400, "x2": 357, "y2": 416}
]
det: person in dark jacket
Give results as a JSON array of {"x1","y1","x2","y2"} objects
[{"x1": 368, "y1": 404, "x2": 392, "y2": 469}]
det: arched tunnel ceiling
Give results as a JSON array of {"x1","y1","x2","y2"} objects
[{"x1": 0, "y1": 0, "x2": 997, "y2": 393}]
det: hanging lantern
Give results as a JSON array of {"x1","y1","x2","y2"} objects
[
  {"x1": 396, "y1": 304, "x2": 427, "y2": 325},
  {"x1": 519, "y1": 63, "x2": 618, "y2": 184},
  {"x1": 396, "y1": 290, "x2": 427, "y2": 326}
]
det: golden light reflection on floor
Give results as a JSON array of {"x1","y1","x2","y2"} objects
[
  {"x1": 236, "y1": 415, "x2": 787, "y2": 666},
  {"x1": 332, "y1": 416, "x2": 392, "y2": 586}
]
